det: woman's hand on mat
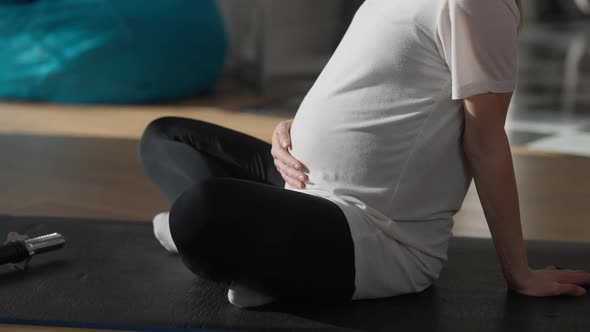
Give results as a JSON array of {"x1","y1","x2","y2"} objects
[
  {"x1": 508, "y1": 265, "x2": 590, "y2": 297},
  {"x1": 271, "y1": 119, "x2": 308, "y2": 189}
]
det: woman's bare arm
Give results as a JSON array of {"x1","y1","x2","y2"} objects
[
  {"x1": 463, "y1": 92, "x2": 529, "y2": 282},
  {"x1": 463, "y1": 92, "x2": 590, "y2": 296}
]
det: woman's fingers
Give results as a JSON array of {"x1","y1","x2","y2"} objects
[
  {"x1": 276, "y1": 146, "x2": 303, "y2": 171},
  {"x1": 271, "y1": 134, "x2": 306, "y2": 172},
  {"x1": 271, "y1": 146, "x2": 305, "y2": 174},
  {"x1": 278, "y1": 168, "x2": 305, "y2": 189},
  {"x1": 515, "y1": 268, "x2": 590, "y2": 297},
  {"x1": 271, "y1": 119, "x2": 308, "y2": 187},
  {"x1": 277, "y1": 168, "x2": 299, "y2": 188},
  {"x1": 554, "y1": 270, "x2": 590, "y2": 285},
  {"x1": 553, "y1": 283, "x2": 587, "y2": 296},
  {"x1": 274, "y1": 159, "x2": 306, "y2": 189},
  {"x1": 277, "y1": 121, "x2": 292, "y2": 148}
]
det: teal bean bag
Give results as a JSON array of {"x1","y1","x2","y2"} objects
[{"x1": 0, "y1": 0, "x2": 228, "y2": 104}]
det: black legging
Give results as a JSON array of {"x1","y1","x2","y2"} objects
[{"x1": 139, "y1": 117, "x2": 356, "y2": 302}]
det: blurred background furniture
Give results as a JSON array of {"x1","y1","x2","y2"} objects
[{"x1": 216, "y1": 0, "x2": 363, "y2": 97}]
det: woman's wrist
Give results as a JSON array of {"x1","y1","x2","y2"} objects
[{"x1": 503, "y1": 265, "x2": 532, "y2": 290}]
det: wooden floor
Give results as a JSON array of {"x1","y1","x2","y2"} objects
[{"x1": 0, "y1": 100, "x2": 589, "y2": 332}]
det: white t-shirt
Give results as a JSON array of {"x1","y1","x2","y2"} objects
[{"x1": 285, "y1": 0, "x2": 520, "y2": 300}]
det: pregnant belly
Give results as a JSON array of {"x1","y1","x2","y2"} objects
[
  {"x1": 288, "y1": 112, "x2": 402, "y2": 203},
  {"x1": 285, "y1": 101, "x2": 433, "y2": 214}
]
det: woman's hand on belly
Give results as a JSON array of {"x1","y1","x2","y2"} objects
[{"x1": 271, "y1": 119, "x2": 308, "y2": 189}]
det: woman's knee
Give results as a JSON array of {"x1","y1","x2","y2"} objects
[
  {"x1": 140, "y1": 117, "x2": 183, "y2": 147},
  {"x1": 139, "y1": 116, "x2": 197, "y2": 167},
  {"x1": 139, "y1": 117, "x2": 174, "y2": 159},
  {"x1": 139, "y1": 117, "x2": 213, "y2": 157},
  {"x1": 169, "y1": 180, "x2": 213, "y2": 249},
  {"x1": 169, "y1": 179, "x2": 230, "y2": 280},
  {"x1": 169, "y1": 179, "x2": 236, "y2": 253}
]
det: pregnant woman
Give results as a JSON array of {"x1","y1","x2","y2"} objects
[{"x1": 139, "y1": 0, "x2": 590, "y2": 308}]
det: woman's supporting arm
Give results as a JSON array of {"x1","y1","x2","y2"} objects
[
  {"x1": 462, "y1": 92, "x2": 590, "y2": 296},
  {"x1": 462, "y1": 92, "x2": 530, "y2": 285}
]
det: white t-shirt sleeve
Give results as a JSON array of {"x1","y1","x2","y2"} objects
[{"x1": 436, "y1": 0, "x2": 520, "y2": 100}]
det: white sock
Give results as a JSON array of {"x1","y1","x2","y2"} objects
[
  {"x1": 227, "y1": 281, "x2": 277, "y2": 308},
  {"x1": 152, "y1": 212, "x2": 178, "y2": 253}
]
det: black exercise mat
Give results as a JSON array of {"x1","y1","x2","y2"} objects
[{"x1": 0, "y1": 215, "x2": 589, "y2": 332}]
